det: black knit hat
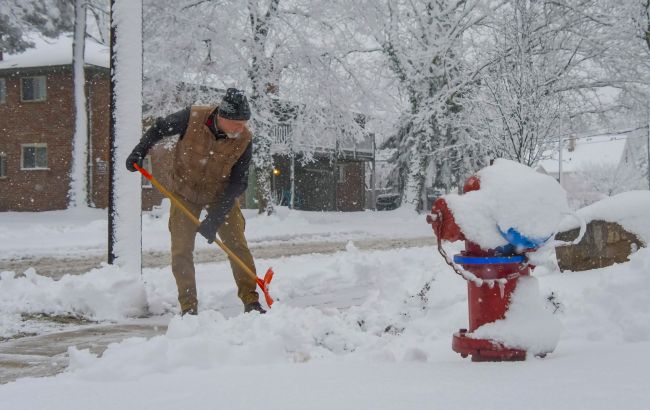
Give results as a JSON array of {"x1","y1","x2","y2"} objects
[{"x1": 218, "y1": 88, "x2": 251, "y2": 121}]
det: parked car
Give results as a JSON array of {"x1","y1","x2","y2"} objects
[{"x1": 376, "y1": 193, "x2": 401, "y2": 210}]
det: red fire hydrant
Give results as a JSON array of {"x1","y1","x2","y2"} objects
[{"x1": 426, "y1": 175, "x2": 537, "y2": 362}]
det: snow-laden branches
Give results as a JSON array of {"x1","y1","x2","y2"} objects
[
  {"x1": 461, "y1": 0, "x2": 647, "y2": 167},
  {"x1": 0, "y1": 0, "x2": 74, "y2": 52}
]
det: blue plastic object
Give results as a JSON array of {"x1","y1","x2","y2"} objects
[
  {"x1": 498, "y1": 227, "x2": 551, "y2": 250},
  {"x1": 453, "y1": 255, "x2": 525, "y2": 265}
]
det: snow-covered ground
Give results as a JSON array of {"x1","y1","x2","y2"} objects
[{"x1": 1, "y1": 194, "x2": 649, "y2": 409}]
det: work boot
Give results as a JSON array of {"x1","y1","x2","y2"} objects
[
  {"x1": 181, "y1": 307, "x2": 198, "y2": 316},
  {"x1": 244, "y1": 301, "x2": 266, "y2": 314}
]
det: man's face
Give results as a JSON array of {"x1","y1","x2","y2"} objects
[{"x1": 216, "y1": 116, "x2": 247, "y2": 139}]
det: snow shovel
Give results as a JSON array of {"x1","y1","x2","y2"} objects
[{"x1": 133, "y1": 163, "x2": 274, "y2": 308}]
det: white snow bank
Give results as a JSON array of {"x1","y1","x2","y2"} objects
[
  {"x1": 472, "y1": 276, "x2": 563, "y2": 355},
  {"x1": 0, "y1": 245, "x2": 455, "y2": 340},
  {"x1": 538, "y1": 247, "x2": 650, "y2": 343},
  {"x1": 445, "y1": 159, "x2": 569, "y2": 249},
  {"x1": 0, "y1": 264, "x2": 147, "y2": 322},
  {"x1": 67, "y1": 305, "x2": 379, "y2": 379},
  {"x1": 558, "y1": 190, "x2": 650, "y2": 244},
  {"x1": 0, "y1": 245, "x2": 464, "y2": 380},
  {"x1": 57, "y1": 246, "x2": 650, "y2": 383}
]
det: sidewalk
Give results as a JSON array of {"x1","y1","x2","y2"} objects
[
  {"x1": 0, "y1": 322, "x2": 167, "y2": 384},
  {"x1": 2, "y1": 236, "x2": 434, "y2": 279}
]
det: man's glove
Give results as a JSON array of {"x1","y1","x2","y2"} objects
[
  {"x1": 197, "y1": 214, "x2": 223, "y2": 243},
  {"x1": 125, "y1": 144, "x2": 148, "y2": 172}
]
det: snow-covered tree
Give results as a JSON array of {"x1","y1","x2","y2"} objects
[
  {"x1": 465, "y1": 0, "x2": 650, "y2": 170},
  {"x1": 69, "y1": 0, "x2": 108, "y2": 208},
  {"x1": 0, "y1": 0, "x2": 73, "y2": 53},
  {"x1": 86, "y1": 0, "x2": 109, "y2": 45},
  {"x1": 143, "y1": 0, "x2": 370, "y2": 213},
  {"x1": 348, "y1": 0, "x2": 491, "y2": 211},
  {"x1": 595, "y1": 0, "x2": 650, "y2": 188}
]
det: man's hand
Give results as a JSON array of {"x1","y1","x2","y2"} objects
[
  {"x1": 198, "y1": 214, "x2": 222, "y2": 243},
  {"x1": 125, "y1": 147, "x2": 147, "y2": 172}
]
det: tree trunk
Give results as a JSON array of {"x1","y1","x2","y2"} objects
[
  {"x1": 255, "y1": 165, "x2": 273, "y2": 214},
  {"x1": 69, "y1": 0, "x2": 88, "y2": 208},
  {"x1": 402, "y1": 148, "x2": 426, "y2": 212},
  {"x1": 252, "y1": 130, "x2": 275, "y2": 215}
]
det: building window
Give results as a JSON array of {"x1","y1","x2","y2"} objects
[
  {"x1": 21, "y1": 144, "x2": 48, "y2": 170},
  {"x1": 141, "y1": 156, "x2": 152, "y2": 188},
  {"x1": 0, "y1": 153, "x2": 6, "y2": 178},
  {"x1": 338, "y1": 164, "x2": 347, "y2": 183},
  {"x1": 0, "y1": 78, "x2": 6, "y2": 104},
  {"x1": 21, "y1": 76, "x2": 47, "y2": 102}
]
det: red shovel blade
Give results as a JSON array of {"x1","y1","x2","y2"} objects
[{"x1": 256, "y1": 267, "x2": 275, "y2": 308}]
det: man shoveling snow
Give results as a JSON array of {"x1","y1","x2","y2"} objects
[{"x1": 126, "y1": 88, "x2": 266, "y2": 315}]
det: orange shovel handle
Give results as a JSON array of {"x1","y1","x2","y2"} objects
[{"x1": 134, "y1": 163, "x2": 274, "y2": 308}]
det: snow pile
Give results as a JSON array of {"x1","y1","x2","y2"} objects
[
  {"x1": 445, "y1": 159, "x2": 569, "y2": 249},
  {"x1": 53, "y1": 245, "x2": 464, "y2": 379},
  {"x1": 0, "y1": 265, "x2": 147, "y2": 322},
  {"x1": 558, "y1": 190, "x2": 650, "y2": 244},
  {"x1": 538, "y1": 247, "x2": 650, "y2": 343},
  {"x1": 58, "y1": 247, "x2": 650, "y2": 381},
  {"x1": 67, "y1": 305, "x2": 377, "y2": 379},
  {"x1": 472, "y1": 276, "x2": 563, "y2": 355}
]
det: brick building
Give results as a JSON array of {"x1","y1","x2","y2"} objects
[{"x1": 0, "y1": 34, "x2": 162, "y2": 211}]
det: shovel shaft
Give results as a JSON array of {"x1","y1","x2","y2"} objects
[{"x1": 134, "y1": 163, "x2": 258, "y2": 284}]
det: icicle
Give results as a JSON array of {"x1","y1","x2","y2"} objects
[{"x1": 497, "y1": 279, "x2": 507, "y2": 299}]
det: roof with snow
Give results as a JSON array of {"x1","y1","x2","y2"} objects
[
  {"x1": 0, "y1": 34, "x2": 109, "y2": 70},
  {"x1": 537, "y1": 134, "x2": 627, "y2": 174}
]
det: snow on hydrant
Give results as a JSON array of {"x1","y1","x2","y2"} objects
[{"x1": 427, "y1": 159, "x2": 566, "y2": 361}]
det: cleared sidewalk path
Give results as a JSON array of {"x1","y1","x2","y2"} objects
[{"x1": 2, "y1": 236, "x2": 434, "y2": 279}]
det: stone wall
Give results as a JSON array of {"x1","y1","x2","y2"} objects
[{"x1": 555, "y1": 220, "x2": 645, "y2": 272}]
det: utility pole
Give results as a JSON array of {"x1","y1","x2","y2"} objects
[{"x1": 108, "y1": 0, "x2": 143, "y2": 274}]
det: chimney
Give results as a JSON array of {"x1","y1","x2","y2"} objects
[{"x1": 568, "y1": 135, "x2": 576, "y2": 152}]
